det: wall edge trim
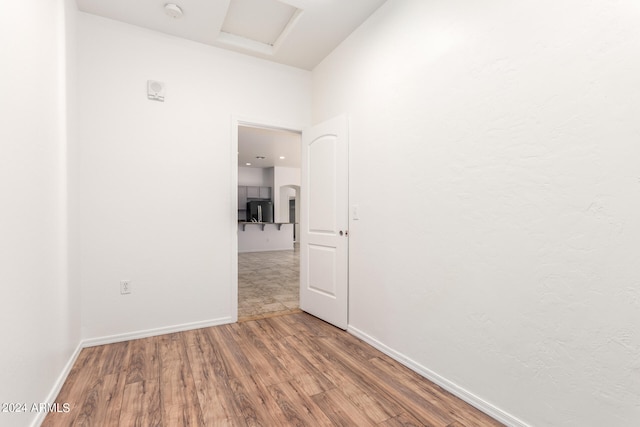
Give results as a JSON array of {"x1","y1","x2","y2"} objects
[
  {"x1": 31, "y1": 316, "x2": 233, "y2": 426},
  {"x1": 82, "y1": 316, "x2": 233, "y2": 347},
  {"x1": 29, "y1": 342, "x2": 84, "y2": 427},
  {"x1": 347, "y1": 325, "x2": 531, "y2": 427}
]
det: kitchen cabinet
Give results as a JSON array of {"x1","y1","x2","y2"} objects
[
  {"x1": 242, "y1": 186, "x2": 271, "y2": 200},
  {"x1": 246, "y1": 186, "x2": 260, "y2": 198},
  {"x1": 259, "y1": 186, "x2": 271, "y2": 199},
  {"x1": 238, "y1": 186, "x2": 272, "y2": 221},
  {"x1": 238, "y1": 186, "x2": 247, "y2": 208}
]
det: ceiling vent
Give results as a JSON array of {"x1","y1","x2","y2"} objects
[{"x1": 217, "y1": 0, "x2": 303, "y2": 55}]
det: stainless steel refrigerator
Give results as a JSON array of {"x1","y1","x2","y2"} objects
[{"x1": 247, "y1": 200, "x2": 273, "y2": 223}]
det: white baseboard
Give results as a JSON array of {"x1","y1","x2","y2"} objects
[
  {"x1": 34, "y1": 319, "x2": 524, "y2": 427},
  {"x1": 347, "y1": 325, "x2": 530, "y2": 427},
  {"x1": 30, "y1": 341, "x2": 84, "y2": 427},
  {"x1": 82, "y1": 316, "x2": 234, "y2": 347},
  {"x1": 28, "y1": 317, "x2": 233, "y2": 426},
  {"x1": 30, "y1": 317, "x2": 233, "y2": 426}
]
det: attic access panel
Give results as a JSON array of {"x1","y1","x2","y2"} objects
[{"x1": 220, "y1": 0, "x2": 302, "y2": 50}]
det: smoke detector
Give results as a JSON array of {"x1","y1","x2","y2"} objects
[{"x1": 164, "y1": 4, "x2": 183, "y2": 19}]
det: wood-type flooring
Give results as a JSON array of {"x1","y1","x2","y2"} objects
[{"x1": 43, "y1": 312, "x2": 503, "y2": 427}]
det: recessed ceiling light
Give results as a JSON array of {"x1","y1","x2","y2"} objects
[
  {"x1": 279, "y1": 156, "x2": 285, "y2": 159},
  {"x1": 164, "y1": 3, "x2": 183, "y2": 19},
  {"x1": 245, "y1": 162, "x2": 251, "y2": 166}
]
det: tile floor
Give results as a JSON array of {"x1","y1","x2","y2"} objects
[{"x1": 238, "y1": 245, "x2": 300, "y2": 321}]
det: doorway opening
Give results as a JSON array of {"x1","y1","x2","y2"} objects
[
  {"x1": 234, "y1": 121, "x2": 302, "y2": 322},
  {"x1": 281, "y1": 184, "x2": 300, "y2": 243}
]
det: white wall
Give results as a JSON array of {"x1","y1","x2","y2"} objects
[
  {"x1": 313, "y1": 1, "x2": 640, "y2": 426},
  {"x1": 77, "y1": 13, "x2": 311, "y2": 340},
  {"x1": 238, "y1": 224, "x2": 294, "y2": 253},
  {"x1": 0, "y1": 1, "x2": 80, "y2": 426},
  {"x1": 273, "y1": 166, "x2": 300, "y2": 223},
  {"x1": 238, "y1": 166, "x2": 273, "y2": 187}
]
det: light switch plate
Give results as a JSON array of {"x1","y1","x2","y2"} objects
[{"x1": 120, "y1": 279, "x2": 132, "y2": 295}]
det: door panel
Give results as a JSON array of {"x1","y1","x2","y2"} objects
[
  {"x1": 300, "y1": 115, "x2": 348, "y2": 330},
  {"x1": 308, "y1": 136, "x2": 337, "y2": 233},
  {"x1": 308, "y1": 244, "x2": 337, "y2": 297}
]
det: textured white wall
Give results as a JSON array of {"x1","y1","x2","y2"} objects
[
  {"x1": 77, "y1": 13, "x2": 311, "y2": 340},
  {"x1": 313, "y1": 1, "x2": 640, "y2": 426},
  {"x1": 0, "y1": 1, "x2": 80, "y2": 426}
]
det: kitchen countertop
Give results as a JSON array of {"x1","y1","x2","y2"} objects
[{"x1": 238, "y1": 222, "x2": 296, "y2": 231}]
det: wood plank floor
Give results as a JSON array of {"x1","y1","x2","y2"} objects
[{"x1": 43, "y1": 313, "x2": 503, "y2": 427}]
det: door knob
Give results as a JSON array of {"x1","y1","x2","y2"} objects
[{"x1": 339, "y1": 230, "x2": 344, "y2": 236}]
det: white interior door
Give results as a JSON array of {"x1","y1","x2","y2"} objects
[{"x1": 300, "y1": 115, "x2": 348, "y2": 329}]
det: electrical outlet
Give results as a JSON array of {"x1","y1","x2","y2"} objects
[{"x1": 120, "y1": 280, "x2": 132, "y2": 295}]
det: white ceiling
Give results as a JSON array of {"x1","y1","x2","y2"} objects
[
  {"x1": 238, "y1": 126, "x2": 301, "y2": 169},
  {"x1": 75, "y1": 0, "x2": 387, "y2": 70}
]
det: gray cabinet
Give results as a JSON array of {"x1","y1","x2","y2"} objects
[
  {"x1": 246, "y1": 186, "x2": 260, "y2": 198},
  {"x1": 242, "y1": 186, "x2": 271, "y2": 201},
  {"x1": 259, "y1": 186, "x2": 271, "y2": 199},
  {"x1": 238, "y1": 185, "x2": 271, "y2": 221},
  {"x1": 238, "y1": 186, "x2": 247, "y2": 208}
]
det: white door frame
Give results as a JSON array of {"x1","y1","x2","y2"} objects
[{"x1": 230, "y1": 116, "x2": 303, "y2": 322}]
